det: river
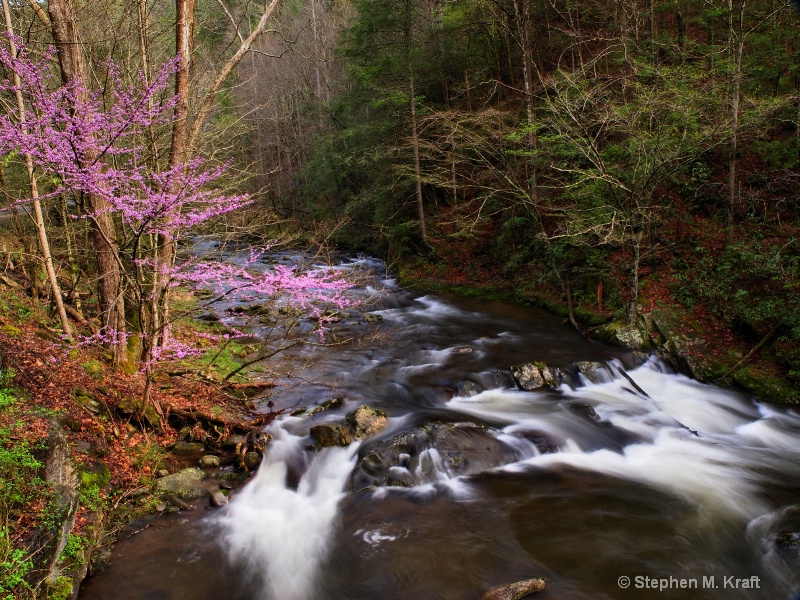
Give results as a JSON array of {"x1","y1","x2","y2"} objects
[{"x1": 78, "y1": 246, "x2": 800, "y2": 600}]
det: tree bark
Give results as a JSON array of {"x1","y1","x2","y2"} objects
[{"x1": 48, "y1": 0, "x2": 126, "y2": 362}]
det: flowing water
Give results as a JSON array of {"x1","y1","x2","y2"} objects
[{"x1": 79, "y1": 247, "x2": 800, "y2": 600}]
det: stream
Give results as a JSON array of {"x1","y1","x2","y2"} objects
[{"x1": 78, "y1": 245, "x2": 800, "y2": 600}]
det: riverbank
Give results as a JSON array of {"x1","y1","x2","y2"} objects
[
  {"x1": 397, "y1": 251, "x2": 799, "y2": 406},
  {"x1": 0, "y1": 280, "x2": 275, "y2": 600}
]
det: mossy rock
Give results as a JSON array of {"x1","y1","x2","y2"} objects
[
  {"x1": 45, "y1": 575, "x2": 73, "y2": 600},
  {"x1": 732, "y1": 365, "x2": 799, "y2": 405}
]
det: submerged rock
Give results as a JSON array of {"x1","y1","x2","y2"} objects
[{"x1": 480, "y1": 578, "x2": 546, "y2": 600}]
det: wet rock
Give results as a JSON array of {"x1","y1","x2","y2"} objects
[
  {"x1": 455, "y1": 380, "x2": 482, "y2": 397},
  {"x1": 352, "y1": 421, "x2": 518, "y2": 490},
  {"x1": 172, "y1": 441, "x2": 206, "y2": 455},
  {"x1": 163, "y1": 494, "x2": 193, "y2": 511},
  {"x1": 222, "y1": 434, "x2": 245, "y2": 449},
  {"x1": 310, "y1": 423, "x2": 352, "y2": 447},
  {"x1": 345, "y1": 405, "x2": 388, "y2": 439},
  {"x1": 243, "y1": 451, "x2": 262, "y2": 471},
  {"x1": 777, "y1": 532, "x2": 800, "y2": 548},
  {"x1": 512, "y1": 363, "x2": 545, "y2": 390},
  {"x1": 199, "y1": 455, "x2": 221, "y2": 469},
  {"x1": 153, "y1": 468, "x2": 207, "y2": 500},
  {"x1": 210, "y1": 490, "x2": 229, "y2": 507},
  {"x1": 480, "y1": 578, "x2": 546, "y2": 600},
  {"x1": 575, "y1": 361, "x2": 611, "y2": 384},
  {"x1": 362, "y1": 312, "x2": 383, "y2": 323},
  {"x1": 308, "y1": 396, "x2": 345, "y2": 416}
]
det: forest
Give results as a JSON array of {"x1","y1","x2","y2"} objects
[{"x1": 0, "y1": 0, "x2": 799, "y2": 598}]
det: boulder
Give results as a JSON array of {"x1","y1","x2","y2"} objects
[
  {"x1": 574, "y1": 361, "x2": 612, "y2": 384},
  {"x1": 511, "y1": 363, "x2": 570, "y2": 390},
  {"x1": 153, "y1": 468, "x2": 207, "y2": 500},
  {"x1": 512, "y1": 364, "x2": 545, "y2": 390},
  {"x1": 199, "y1": 455, "x2": 220, "y2": 469},
  {"x1": 352, "y1": 421, "x2": 518, "y2": 490},
  {"x1": 210, "y1": 490, "x2": 229, "y2": 507},
  {"x1": 480, "y1": 578, "x2": 546, "y2": 600},
  {"x1": 243, "y1": 451, "x2": 262, "y2": 471},
  {"x1": 362, "y1": 312, "x2": 383, "y2": 323},
  {"x1": 310, "y1": 423, "x2": 352, "y2": 447},
  {"x1": 345, "y1": 405, "x2": 388, "y2": 439}
]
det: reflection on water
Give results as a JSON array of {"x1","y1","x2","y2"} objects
[{"x1": 79, "y1": 249, "x2": 800, "y2": 600}]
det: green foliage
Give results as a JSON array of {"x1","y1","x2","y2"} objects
[
  {"x1": 0, "y1": 371, "x2": 49, "y2": 600},
  {"x1": 0, "y1": 528, "x2": 32, "y2": 600},
  {"x1": 676, "y1": 237, "x2": 800, "y2": 337}
]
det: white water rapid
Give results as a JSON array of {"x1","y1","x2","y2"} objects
[
  {"x1": 220, "y1": 423, "x2": 360, "y2": 600},
  {"x1": 77, "y1": 250, "x2": 800, "y2": 600}
]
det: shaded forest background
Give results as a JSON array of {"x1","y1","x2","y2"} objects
[{"x1": 1, "y1": 0, "x2": 799, "y2": 384}]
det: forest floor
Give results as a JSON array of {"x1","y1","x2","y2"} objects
[{"x1": 0, "y1": 276, "x2": 270, "y2": 598}]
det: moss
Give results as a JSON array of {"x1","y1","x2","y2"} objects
[
  {"x1": 117, "y1": 396, "x2": 160, "y2": 427},
  {"x1": 732, "y1": 365, "x2": 799, "y2": 405},
  {"x1": 45, "y1": 576, "x2": 73, "y2": 600},
  {"x1": 0, "y1": 324, "x2": 21, "y2": 337},
  {"x1": 79, "y1": 460, "x2": 111, "y2": 490}
]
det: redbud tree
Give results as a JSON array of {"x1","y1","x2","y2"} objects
[{"x1": 0, "y1": 36, "x2": 352, "y2": 415}]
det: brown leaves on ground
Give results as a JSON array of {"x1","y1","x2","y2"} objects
[{"x1": 0, "y1": 320, "x2": 256, "y2": 532}]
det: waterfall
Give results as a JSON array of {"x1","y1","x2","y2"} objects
[{"x1": 220, "y1": 425, "x2": 360, "y2": 600}]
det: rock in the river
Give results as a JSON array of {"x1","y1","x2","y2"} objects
[
  {"x1": 352, "y1": 421, "x2": 518, "y2": 489},
  {"x1": 222, "y1": 434, "x2": 245, "y2": 449},
  {"x1": 362, "y1": 312, "x2": 383, "y2": 323},
  {"x1": 153, "y1": 468, "x2": 207, "y2": 500},
  {"x1": 210, "y1": 490, "x2": 229, "y2": 507},
  {"x1": 512, "y1": 363, "x2": 545, "y2": 390},
  {"x1": 199, "y1": 455, "x2": 221, "y2": 469},
  {"x1": 480, "y1": 578, "x2": 546, "y2": 600},
  {"x1": 243, "y1": 451, "x2": 262, "y2": 471},
  {"x1": 310, "y1": 423, "x2": 352, "y2": 447},
  {"x1": 171, "y1": 441, "x2": 206, "y2": 455},
  {"x1": 345, "y1": 405, "x2": 388, "y2": 439},
  {"x1": 308, "y1": 396, "x2": 345, "y2": 416},
  {"x1": 575, "y1": 361, "x2": 611, "y2": 384}
]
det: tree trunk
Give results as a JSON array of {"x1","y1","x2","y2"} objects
[
  {"x1": 409, "y1": 68, "x2": 427, "y2": 245},
  {"x1": 3, "y1": 0, "x2": 73, "y2": 339},
  {"x1": 48, "y1": 0, "x2": 126, "y2": 363},
  {"x1": 726, "y1": 1, "x2": 745, "y2": 246}
]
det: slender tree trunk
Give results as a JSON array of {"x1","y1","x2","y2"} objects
[
  {"x1": 2, "y1": 0, "x2": 73, "y2": 339},
  {"x1": 49, "y1": 0, "x2": 127, "y2": 363},
  {"x1": 409, "y1": 68, "x2": 427, "y2": 245},
  {"x1": 727, "y1": 1, "x2": 745, "y2": 246},
  {"x1": 512, "y1": 0, "x2": 538, "y2": 205},
  {"x1": 628, "y1": 230, "x2": 643, "y2": 325}
]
